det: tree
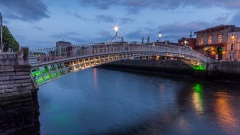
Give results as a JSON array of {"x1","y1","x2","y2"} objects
[{"x1": 2, "y1": 26, "x2": 19, "y2": 52}]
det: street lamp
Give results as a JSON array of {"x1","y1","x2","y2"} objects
[
  {"x1": 110, "y1": 25, "x2": 124, "y2": 42},
  {"x1": 158, "y1": 31, "x2": 162, "y2": 42},
  {"x1": 184, "y1": 40, "x2": 187, "y2": 46},
  {"x1": 114, "y1": 26, "x2": 119, "y2": 32},
  {"x1": 230, "y1": 34, "x2": 236, "y2": 60}
]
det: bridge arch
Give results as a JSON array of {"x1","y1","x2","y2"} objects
[{"x1": 29, "y1": 43, "x2": 212, "y2": 86}]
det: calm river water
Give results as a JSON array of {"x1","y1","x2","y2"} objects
[{"x1": 36, "y1": 68, "x2": 240, "y2": 135}]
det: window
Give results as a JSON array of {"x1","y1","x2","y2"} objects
[
  {"x1": 208, "y1": 35, "x2": 212, "y2": 44},
  {"x1": 199, "y1": 37, "x2": 203, "y2": 45},
  {"x1": 231, "y1": 34, "x2": 236, "y2": 41},
  {"x1": 217, "y1": 34, "x2": 222, "y2": 43}
]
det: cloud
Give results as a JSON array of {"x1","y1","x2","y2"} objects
[
  {"x1": 50, "y1": 32, "x2": 86, "y2": 43},
  {"x1": 120, "y1": 17, "x2": 134, "y2": 24},
  {"x1": 231, "y1": 13, "x2": 240, "y2": 25},
  {"x1": 33, "y1": 26, "x2": 44, "y2": 31},
  {"x1": 95, "y1": 15, "x2": 115, "y2": 23},
  {"x1": 78, "y1": 0, "x2": 240, "y2": 14},
  {"x1": 94, "y1": 30, "x2": 112, "y2": 41},
  {"x1": 78, "y1": 0, "x2": 116, "y2": 10},
  {"x1": 74, "y1": 13, "x2": 90, "y2": 21},
  {"x1": 126, "y1": 30, "x2": 146, "y2": 41},
  {"x1": 124, "y1": 21, "x2": 216, "y2": 42},
  {"x1": 73, "y1": 13, "x2": 135, "y2": 24},
  {"x1": 95, "y1": 15, "x2": 134, "y2": 24},
  {"x1": 0, "y1": 0, "x2": 49, "y2": 21}
]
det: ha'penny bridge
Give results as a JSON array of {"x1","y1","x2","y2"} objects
[{"x1": 29, "y1": 42, "x2": 213, "y2": 86}]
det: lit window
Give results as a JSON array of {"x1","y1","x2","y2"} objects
[
  {"x1": 231, "y1": 34, "x2": 236, "y2": 40},
  {"x1": 208, "y1": 35, "x2": 212, "y2": 44},
  {"x1": 217, "y1": 34, "x2": 222, "y2": 43},
  {"x1": 199, "y1": 37, "x2": 203, "y2": 45}
]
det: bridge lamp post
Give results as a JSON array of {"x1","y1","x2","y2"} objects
[
  {"x1": 184, "y1": 40, "x2": 187, "y2": 46},
  {"x1": 158, "y1": 32, "x2": 162, "y2": 42},
  {"x1": 110, "y1": 25, "x2": 124, "y2": 42},
  {"x1": 114, "y1": 26, "x2": 119, "y2": 33}
]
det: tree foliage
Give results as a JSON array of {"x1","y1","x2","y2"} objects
[{"x1": 2, "y1": 25, "x2": 19, "y2": 52}]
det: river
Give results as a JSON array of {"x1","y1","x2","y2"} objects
[{"x1": 14, "y1": 68, "x2": 240, "y2": 134}]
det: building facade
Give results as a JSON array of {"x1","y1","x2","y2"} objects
[
  {"x1": 194, "y1": 25, "x2": 240, "y2": 60},
  {"x1": 178, "y1": 38, "x2": 196, "y2": 50},
  {"x1": 56, "y1": 41, "x2": 72, "y2": 55},
  {"x1": 227, "y1": 31, "x2": 240, "y2": 60}
]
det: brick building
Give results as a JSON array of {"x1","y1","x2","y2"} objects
[
  {"x1": 194, "y1": 25, "x2": 240, "y2": 60},
  {"x1": 178, "y1": 37, "x2": 196, "y2": 50}
]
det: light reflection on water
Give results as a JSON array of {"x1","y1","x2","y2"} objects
[
  {"x1": 37, "y1": 68, "x2": 240, "y2": 135},
  {"x1": 192, "y1": 83, "x2": 204, "y2": 115},
  {"x1": 215, "y1": 91, "x2": 239, "y2": 134}
]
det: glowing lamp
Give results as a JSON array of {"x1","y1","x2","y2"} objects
[
  {"x1": 158, "y1": 33, "x2": 162, "y2": 38},
  {"x1": 114, "y1": 26, "x2": 119, "y2": 32}
]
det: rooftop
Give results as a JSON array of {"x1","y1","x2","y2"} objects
[{"x1": 194, "y1": 25, "x2": 240, "y2": 34}]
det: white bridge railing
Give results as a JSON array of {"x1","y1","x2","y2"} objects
[{"x1": 29, "y1": 42, "x2": 210, "y2": 66}]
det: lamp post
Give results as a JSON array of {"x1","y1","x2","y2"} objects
[
  {"x1": 158, "y1": 31, "x2": 162, "y2": 42},
  {"x1": 110, "y1": 25, "x2": 124, "y2": 42},
  {"x1": 114, "y1": 26, "x2": 119, "y2": 33},
  {"x1": 184, "y1": 40, "x2": 187, "y2": 46},
  {"x1": 231, "y1": 34, "x2": 235, "y2": 60}
]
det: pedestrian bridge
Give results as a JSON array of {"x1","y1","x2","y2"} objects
[{"x1": 29, "y1": 42, "x2": 212, "y2": 86}]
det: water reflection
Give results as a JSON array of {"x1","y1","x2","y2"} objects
[
  {"x1": 215, "y1": 91, "x2": 239, "y2": 134},
  {"x1": 93, "y1": 68, "x2": 98, "y2": 93},
  {"x1": 192, "y1": 83, "x2": 204, "y2": 115},
  {"x1": 35, "y1": 68, "x2": 240, "y2": 134}
]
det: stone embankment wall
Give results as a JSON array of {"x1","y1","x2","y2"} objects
[
  {"x1": 101, "y1": 60, "x2": 240, "y2": 81},
  {"x1": 0, "y1": 64, "x2": 36, "y2": 103},
  {"x1": 0, "y1": 49, "x2": 39, "y2": 134},
  {"x1": 207, "y1": 61, "x2": 240, "y2": 81},
  {"x1": 0, "y1": 49, "x2": 37, "y2": 103},
  {"x1": 100, "y1": 60, "x2": 194, "y2": 76}
]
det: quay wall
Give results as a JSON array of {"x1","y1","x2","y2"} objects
[
  {"x1": 207, "y1": 61, "x2": 240, "y2": 81},
  {"x1": 0, "y1": 49, "x2": 39, "y2": 134},
  {"x1": 100, "y1": 60, "x2": 240, "y2": 82},
  {"x1": 100, "y1": 60, "x2": 194, "y2": 77}
]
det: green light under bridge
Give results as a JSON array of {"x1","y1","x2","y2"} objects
[
  {"x1": 36, "y1": 76, "x2": 45, "y2": 85},
  {"x1": 31, "y1": 70, "x2": 41, "y2": 77},
  {"x1": 192, "y1": 64, "x2": 206, "y2": 71}
]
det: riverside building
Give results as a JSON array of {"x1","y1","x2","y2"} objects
[
  {"x1": 194, "y1": 25, "x2": 240, "y2": 60},
  {"x1": 227, "y1": 31, "x2": 240, "y2": 61}
]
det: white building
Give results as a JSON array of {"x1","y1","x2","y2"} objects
[
  {"x1": 195, "y1": 25, "x2": 240, "y2": 60},
  {"x1": 227, "y1": 31, "x2": 240, "y2": 61}
]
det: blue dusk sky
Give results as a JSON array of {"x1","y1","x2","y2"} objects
[{"x1": 0, "y1": 0, "x2": 240, "y2": 48}]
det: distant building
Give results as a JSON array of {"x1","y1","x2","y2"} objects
[
  {"x1": 155, "y1": 40, "x2": 178, "y2": 46},
  {"x1": 0, "y1": 12, "x2": 3, "y2": 48},
  {"x1": 194, "y1": 25, "x2": 240, "y2": 60},
  {"x1": 178, "y1": 37, "x2": 196, "y2": 50},
  {"x1": 227, "y1": 31, "x2": 240, "y2": 61},
  {"x1": 56, "y1": 41, "x2": 72, "y2": 55}
]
